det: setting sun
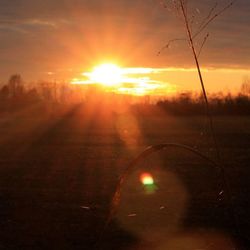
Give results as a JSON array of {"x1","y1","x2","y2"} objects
[
  {"x1": 71, "y1": 63, "x2": 177, "y2": 96},
  {"x1": 87, "y1": 63, "x2": 123, "y2": 86}
]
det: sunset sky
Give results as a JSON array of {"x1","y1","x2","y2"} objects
[{"x1": 0, "y1": 0, "x2": 249, "y2": 94}]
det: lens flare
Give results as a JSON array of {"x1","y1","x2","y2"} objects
[{"x1": 140, "y1": 173, "x2": 154, "y2": 185}]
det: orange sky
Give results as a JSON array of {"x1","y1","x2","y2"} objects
[
  {"x1": 71, "y1": 65, "x2": 249, "y2": 95},
  {"x1": 0, "y1": 0, "x2": 249, "y2": 94}
]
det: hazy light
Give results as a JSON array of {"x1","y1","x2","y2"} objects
[
  {"x1": 86, "y1": 63, "x2": 123, "y2": 86},
  {"x1": 71, "y1": 64, "x2": 178, "y2": 95}
]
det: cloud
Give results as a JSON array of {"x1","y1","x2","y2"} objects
[{"x1": 71, "y1": 65, "x2": 178, "y2": 96}]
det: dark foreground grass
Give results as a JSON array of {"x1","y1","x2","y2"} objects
[{"x1": 0, "y1": 104, "x2": 249, "y2": 249}]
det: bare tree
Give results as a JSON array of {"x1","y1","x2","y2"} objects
[
  {"x1": 8, "y1": 74, "x2": 24, "y2": 98},
  {"x1": 241, "y1": 76, "x2": 250, "y2": 96}
]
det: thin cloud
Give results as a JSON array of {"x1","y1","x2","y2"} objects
[{"x1": 71, "y1": 66, "x2": 177, "y2": 96}]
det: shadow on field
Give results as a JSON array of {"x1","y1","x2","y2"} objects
[
  {"x1": 0, "y1": 106, "x2": 249, "y2": 249},
  {"x1": 0, "y1": 104, "x2": 134, "y2": 249}
]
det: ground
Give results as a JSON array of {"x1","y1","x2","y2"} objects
[{"x1": 0, "y1": 104, "x2": 249, "y2": 249}]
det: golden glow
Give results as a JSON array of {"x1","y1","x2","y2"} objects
[
  {"x1": 71, "y1": 64, "x2": 178, "y2": 96},
  {"x1": 86, "y1": 63, "x2": 123, "y2": 86},
  {"x1": 70, "y1": 65, "x2": 248, "y2": 95}
]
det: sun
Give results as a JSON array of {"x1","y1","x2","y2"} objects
[
  {"x1": 88, "y1": 63, "x2": 123, "y2": 86},
  {"x1": 73, "y1": 63, "x2": 176, "y2": 96}
]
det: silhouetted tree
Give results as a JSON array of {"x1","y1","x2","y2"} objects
[
  {"x1": 8, "y1": 74, "x2": 24, "y2": 98},
  {"x1": 241, "y1": 77, "x2": 250, "y2": 96},
  {"x1": 0, "y1": 85, "x2": 10, "y2": 112},
  {"x1": 26, "y1": 88, "x2": 40, "y2": 103},
  {"x1": 0, "y1": 85, "x2": 9, "y2": 100},
  {"x1": 40, "y1": 82, "x2": 53, "y2": 101}
]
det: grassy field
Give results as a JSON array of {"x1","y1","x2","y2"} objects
[{"x1": 0, "y1": 104, "x2": 249, "y2": 249}]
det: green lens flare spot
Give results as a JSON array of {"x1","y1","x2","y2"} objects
[
  {"x1": 140, "y1": 173, "x2": 158, "y2": 194},
  {"x1": 140, "y1": 173, "x2": 154, "y2": 185}
]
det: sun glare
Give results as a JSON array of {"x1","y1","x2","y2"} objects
[
  {"x1": 87, "y1": 63, "x2": 123, "y2": 86},
  {"x1": 71, "y1": 63, "x2": 176, "y2": 96}
]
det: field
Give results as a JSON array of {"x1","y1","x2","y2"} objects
[{"x1": 0, "y1": 104, "x2": 249, "y2": 249}]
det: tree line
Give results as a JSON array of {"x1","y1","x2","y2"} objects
[{"x1": 1, "y1": 74, "x2": 250, "y2": 116}]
